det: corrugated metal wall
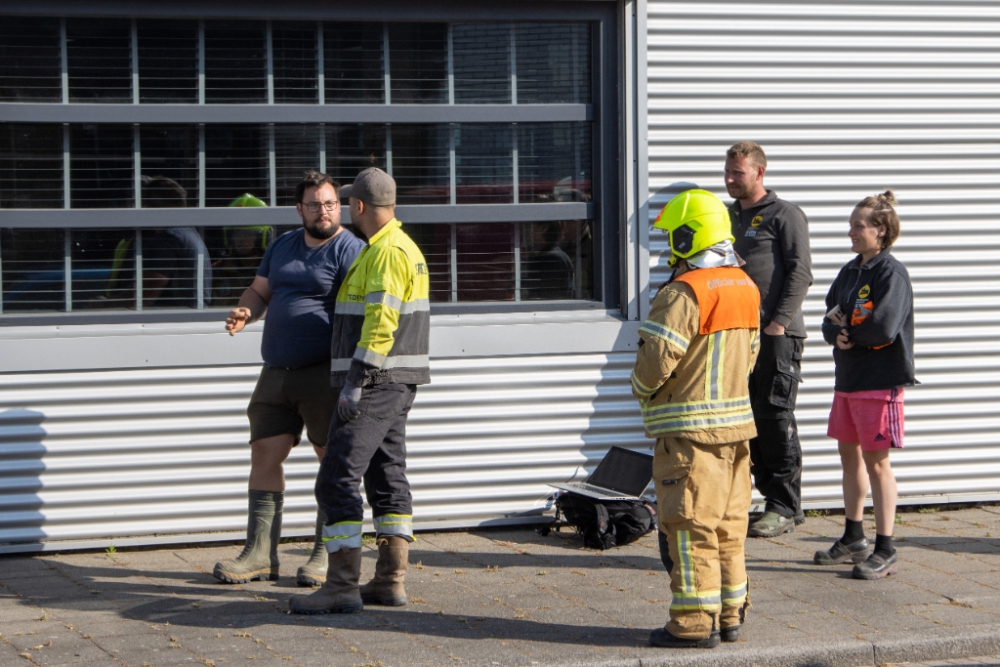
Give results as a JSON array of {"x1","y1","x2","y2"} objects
[
  {"x1": 3, "y1": 0, "x2": 1000, "y2": 553},
  {"x1": 647, "y1": 1, "x2": 1000, "y2": 506},
  {"x1": 0, "y1": 354, "x2": 648, "y2": 552}
]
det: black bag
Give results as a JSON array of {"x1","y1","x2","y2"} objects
[{"x1": 543, "y1": 493, "x2": 655, "y2": 550}]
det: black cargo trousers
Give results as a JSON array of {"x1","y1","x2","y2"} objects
[
  {"x1": 316, "y1": 382, "x2": 417, "y2": 549},
  {"x1": 747, "y1": 333, "x2": 804, "y2": 518}
]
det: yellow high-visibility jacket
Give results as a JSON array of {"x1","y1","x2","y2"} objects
[
  {"x1": 632, "y1": 266, "x2": 760, "y2": 444},
  {"x1": 330, "y1": 219, "x2": 430, "y2": 387}
]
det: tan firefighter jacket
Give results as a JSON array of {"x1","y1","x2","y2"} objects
[{"x1": 632, "y1": 266, "x2": 761, "y2": 445}]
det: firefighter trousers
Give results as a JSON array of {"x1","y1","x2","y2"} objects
[{"x1": 655, "y1": 436, "x2": 752, "y2": 639}]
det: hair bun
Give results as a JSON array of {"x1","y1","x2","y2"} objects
[{"x1": 877, "y1": 190, "x2": 897, "y2": 206}]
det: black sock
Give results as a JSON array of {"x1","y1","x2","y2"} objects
[
  {"x1": 874, "y1": 533, "x2": 895, "y2": 558},
  {"x1": 841, "y1": 518, "x2": 865, "y2": 545}
]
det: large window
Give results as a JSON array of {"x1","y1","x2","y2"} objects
[{"x1": 0, "y1": 8, "x2": 618, "y2": 319}]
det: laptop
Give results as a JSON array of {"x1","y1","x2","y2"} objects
[{"x1": 549, "y1": 446, "x2": 653, "y2": 501}]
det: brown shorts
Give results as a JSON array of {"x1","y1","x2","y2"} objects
[{"x1": 247, "y1": 361, "x2": 338, "y2": 447}]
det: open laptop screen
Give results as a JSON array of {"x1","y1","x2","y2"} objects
[{"x1": 585, "y1": 446, "x2": 653, "y2": 496}]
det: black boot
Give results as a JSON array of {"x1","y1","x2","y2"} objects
[{"x1": 649, "y1": 628, "x2": 720, "y2": 649}]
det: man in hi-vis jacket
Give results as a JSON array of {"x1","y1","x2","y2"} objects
[
  {"x1": 289, "y1": 168, "x2": 430, "y2": 615},
  {"x1": 632, "y1": 189, "x2": 760, "y2": 648}
]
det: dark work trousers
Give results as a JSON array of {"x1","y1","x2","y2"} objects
[
  {"x1": 316, "y1": 382, "x2": 417, "y2": 525},
  {"x1": 747, "y1": 333, "x2": 804, "y2": 518}
]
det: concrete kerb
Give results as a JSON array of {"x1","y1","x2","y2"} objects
[
  {"x1": 869, "y1": 623, "x2": 1000, "y2": 665},
  {"x1": 637, "y1": 636, "x2": 872, "y2": 667},
  {"x1": 616, "y1": 623, "x2": 1000, "y2": 667}
]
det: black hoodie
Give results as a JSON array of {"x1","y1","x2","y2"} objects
[
  {"x1": 729, "y1": 191, "x2": 813, "y2": 337},
  {"x1": 822, "y1": 249, "x2": 916, "y2": 393}
]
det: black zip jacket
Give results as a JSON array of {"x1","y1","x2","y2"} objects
[
  {"x1": 822, "y1": 249, "x2": 916, "y2": 393},
  {"x1": 729, "y1": 191, "x2": 813, "y2": 338}
]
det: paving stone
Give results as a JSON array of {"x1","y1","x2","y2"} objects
[
  {"x1": 91, "y1": 630, "x2": 178, "y2": 653},
  {"x1": 106, "y1": 647, "x2": 204, "y2": 665},
  {"x1": 68, "y1": 619, "x2": 162, "y2": 639},
  {"x1": 0, "y1": 599, "x2": 51, "y2": 623},
  {"x1": 766, "y1": 611, "x2": 870, "y2": 637},
  {"x1": 909, "y1": 602, "x2": 1000, "y2": 627},
  {"x1": 4, "y1": 634, "x2": 110, "y2": 666},
  {"x1": 0, "y1": 619, "x2": 69, "y2": 641}
]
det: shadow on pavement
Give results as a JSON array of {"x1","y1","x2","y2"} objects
[
  {"x1": 407, "y1": 547, "x2": 666, "y2": 572},
  {"x1": 897, "y1": 536, "x2": 1000, "y2": 554},
  {"x1": 1, "y1": 557, "x2": 653, "y2": 647}
]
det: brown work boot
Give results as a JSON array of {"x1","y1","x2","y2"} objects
[
  {"x1": 296, "y1": 509, "x2": 327, "y2": 587},
  {"x1": 359, "y1": 536, "x2": 409, "y2": 606},
  {"x1": 213, "y1": 490, "x2": 281, "y2": 584},
  {"x1": 288, "y1": 547, "x2": 364, "y2": 614}
]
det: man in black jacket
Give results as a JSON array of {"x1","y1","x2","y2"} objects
[{"x1": 725, "y1": 142, "x2": 813, "y2": 537}]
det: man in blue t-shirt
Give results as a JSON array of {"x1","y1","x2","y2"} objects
[{"x1": 214, "y1": 171, "x2": 364, "y2": 588}]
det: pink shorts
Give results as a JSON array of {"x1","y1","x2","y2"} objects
[{"x1": 827, "y1": 388, "x2": 905, "y2": 451}]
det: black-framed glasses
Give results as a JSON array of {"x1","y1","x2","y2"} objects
[{"x1": 302, "y1": 200, "x2": 340, "y2": 212}]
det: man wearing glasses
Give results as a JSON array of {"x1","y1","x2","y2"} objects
[{"x1": 215, "y1": 171, "x2": 365, "y2": 589}]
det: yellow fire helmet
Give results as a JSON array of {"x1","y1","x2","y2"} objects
[
  {"x1": 228, "y1": 193, "x2": 268, "y2": 208},
  {"x1": 653, "y1": 189, "x2": 734, "y2": 266},
  {"x1": 226, "y1": 194, "x2": 272, "y2": 252}
]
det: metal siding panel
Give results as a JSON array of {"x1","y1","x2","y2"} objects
[
  {"x1": 0, "y1": 355, "x2": 651, "y2": 551},
  {"x1": 646, "y1": 1, "x2": 1000, "y2": 508}
]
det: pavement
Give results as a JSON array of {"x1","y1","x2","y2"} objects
[{"x1": 2, "y1": 505, "x2": 1000, "y2": 667}]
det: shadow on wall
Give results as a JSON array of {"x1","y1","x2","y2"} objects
[
  {"x1": 0, "y1": 409, "x2": 48, "y2": 553},
  {"x1": 650, "y1": 181, "x2": 702, "y2": 224},
  {"x1": 538, "y1": 354, "x2": 651, "y2": 510}
]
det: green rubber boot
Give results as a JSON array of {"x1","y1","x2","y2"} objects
[
  {"x1": 748, "y1": 511, "x2": 795, "y2": 538},
  {"x1": 213, "y1": 490, "x2": 282, "y2": 584},
  {"x1": 296, "y1": 509, "x2": 328, "y2": 587}
]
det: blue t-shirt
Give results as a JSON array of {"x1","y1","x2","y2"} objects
[{"x1": 257, "y1": 228, "x2": 365, "y2": 368}]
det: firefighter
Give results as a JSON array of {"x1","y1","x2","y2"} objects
[{"x1": 632, "y1": 189, "x2": 760, "y2": 648}]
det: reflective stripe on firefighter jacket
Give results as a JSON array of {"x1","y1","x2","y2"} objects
[
  {"x1": 330, "y1": 219, "x2": 431, "y2": 387},
  {"x1": 632, "y1": 266, "x2": 761, "y2": 444}
]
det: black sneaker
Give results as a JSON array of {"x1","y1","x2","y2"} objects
[
  {"x1": 720, "y1": 625, "x2": 740, "y2": 642},
  {"x1": 648, "y1": 628, "x2": 721, "y2": 649},
  {"x1": 852, "y1": 551, "x2": 898, "y2": 580},
  {"x1": 813, "y1": 538, "x2": 871, "y2": 565}
]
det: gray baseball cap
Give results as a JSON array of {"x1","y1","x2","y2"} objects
[{"x1": 339, "y1": 167, "x2": 396, "y2": 206}]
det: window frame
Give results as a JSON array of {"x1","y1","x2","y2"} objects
[{"x1": 0, "y1": 1, "x2": 623, "y2": 323}]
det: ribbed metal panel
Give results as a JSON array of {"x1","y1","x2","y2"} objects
[
  {"x1": 647, "y1": 1, "x2": 1000, "y2": 506},
  {"x1": 0, "y1": 354, "x2": 649, "y2": 552}
]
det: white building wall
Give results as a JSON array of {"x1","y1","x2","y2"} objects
[
  {"x1": 0, "y1": 315, "x2": 645, "y2": 553},
  {"x1": 3, "y1": 0, "x2": 1000, "y2": 552},
  {"x1": 646, "y1": 0, "x2": 1000, "y2": 508}
]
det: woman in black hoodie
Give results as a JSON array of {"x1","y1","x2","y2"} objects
[{"x1": 814, "y1": 191, "x2": 915, "y2": 580}]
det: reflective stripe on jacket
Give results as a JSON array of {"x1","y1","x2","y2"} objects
[
  {"x1": 330, "y1": 219, "x2": 431, "y2": 387},
  {"x1": 632, "y1": 266, "x2": 761, "y2": 444}
]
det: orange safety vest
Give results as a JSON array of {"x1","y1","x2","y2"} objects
[{"x1": 673, "y1": 266, "x2": 760, "y2": 334}]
